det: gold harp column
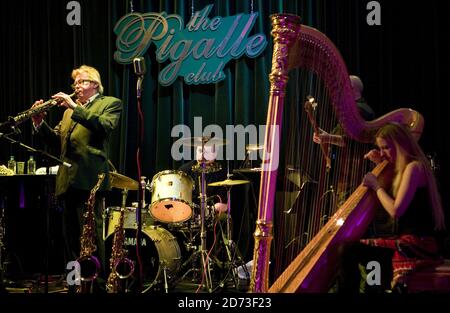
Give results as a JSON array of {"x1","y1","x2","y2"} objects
[{"x1": 249, "y1": 14, "x2": 301, "y2": 293}]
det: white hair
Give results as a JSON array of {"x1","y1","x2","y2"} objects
[{"x1": 350, "y1": 75, "x2": 363, "y2": 100}]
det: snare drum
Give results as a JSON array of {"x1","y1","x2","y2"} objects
[
  {"x1": 105, "y1": 206, "x2": 153, "y2": 238},
  {"x1": 149, "y1": 170, "x2": 194, "y2": 223}
]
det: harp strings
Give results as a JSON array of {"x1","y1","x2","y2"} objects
[{"x1": 272, "y1": 66, "x2": 372, "y2": 279}]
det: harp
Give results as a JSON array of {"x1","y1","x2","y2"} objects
[{"x1": 249, "y1": 14, "x2": 424, "y2": 293}]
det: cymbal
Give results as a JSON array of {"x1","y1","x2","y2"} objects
[
  {"x1": 233, "y1": 167, "x2": 263, "y2": 173},
  {"x1": 177, "y1": 136, "x2": 229, "y2": 147},
  {"x1": 208, "y1": 179, "x2": 250, "y2": 187},
  {"x1": 192, "y1": 162, "x2": 222, "y2": 174},
  {"x1": 109, "y1": 172, "x2": 139, "y2": 190},
  {"x1": 285, "y1": 166, "x2": 317, "y2": 188}
]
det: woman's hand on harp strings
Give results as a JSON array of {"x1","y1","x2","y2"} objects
[
  {"x1": 313, "y1": 128, "x2": 345, "y2": 147},
  {"x1": 362, "y1": 172, "x2": 380, "y2": 191},
  {"x1": 364, "y1": 149, "x2": 383, "y2": 164}
]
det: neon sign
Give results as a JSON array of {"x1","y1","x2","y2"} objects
[{"x1": 114, "y1": 5, "x2": 267, "y2": 86}]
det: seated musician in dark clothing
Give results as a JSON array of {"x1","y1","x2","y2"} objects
[
  {"x1": 179, "y1": 144, "x2": 251, "y2": 285},
  {"x1": 313, "y1": 75, "x2": 375, "y2": 147},
  {"x1": 178, "y1": 144, "x2": 228, "y2": 215},
  {"x1": 336, "y1": 122, "x2": 446, "y2": 293},
  {"x1": 313, "y1": 75, "x2": 376, "y2": 209},
  {"x1": 178, "y1": 144, "x2": 235, "y2": 282}
]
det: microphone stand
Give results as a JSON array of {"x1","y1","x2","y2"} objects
[
  {"x1": 0, "y1": 128, "x2": 71, "y2": 293},
  {"x1": 135, "y1": 70, "x2": 145, "y2": 292},
  {"x1": 0, "y1": 131, "x2": 71, "y2": 169}
]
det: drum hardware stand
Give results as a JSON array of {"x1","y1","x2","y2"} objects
[
  {"x1": 184, "y1": 221, "x2": 198, "y2": 252},
  {"x1": 174, "y1": 220, "x2": 205, "y2": 285},
  {"x1": 175, "y1": 141, "x2": 215, "y2": 292},
  {"x1": 207, "y1": 163, "x2": 249, "y2": 291},
  {"x1": 141, "y1": 262, "x2": 170, "y2": 294},
  {"x1": 240, "y1": 144, "x2": 258, "y2": 169},
  {"x1": 176, "y1": 252, "x2": 200, "y2": 285},
  {"x1": 197, "y1": 143, "x2": 213, "y2": 292},
  {"x1": 163, "y1": 264, "x2": 169, "y2": 293},
  {"x1": 217, "y1": 180, "x2": 245, "y2": 289}
]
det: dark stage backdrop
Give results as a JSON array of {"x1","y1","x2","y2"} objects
[{"x1": 1, "y1": 0, "x2": 449, "y2": 244}]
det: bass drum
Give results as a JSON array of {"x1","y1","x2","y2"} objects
[{"x1": 105, "y1": 225, "x2": 181, "y2": 292}]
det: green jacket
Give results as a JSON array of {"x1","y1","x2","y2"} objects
[{"x1": 37, "y1": 95, "x2": 122, "y2": 196}]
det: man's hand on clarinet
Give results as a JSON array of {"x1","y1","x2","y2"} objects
[{"x1": 31, "y1": 100, "x2": 46, "y2": 125}]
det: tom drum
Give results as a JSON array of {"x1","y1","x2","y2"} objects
[{"x1": 149, "y1": 170, "x2": 194, "y2": 223}]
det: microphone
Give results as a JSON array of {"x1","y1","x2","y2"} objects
[
  {"x1": 133, "y1": 57, "x2": 146, "y2": 98},
  {"x1": 133, "y1": 57, "x2": 146, "y2": 76}
]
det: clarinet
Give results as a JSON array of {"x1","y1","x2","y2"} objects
[
  {"x1": 11, "y1": 92, "x2": 76, "y2": 126},
  {"x1": 76, "y1": 173, "x2": 105, "y2": 293}
]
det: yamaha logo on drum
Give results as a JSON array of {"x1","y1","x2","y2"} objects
[{"x1": 124, "y1": 236, "x2": 147, "y2": 247}]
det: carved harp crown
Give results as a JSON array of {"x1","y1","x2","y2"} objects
[{"x1": 250, "y1": 14, "x2": 424, "y2": 293}]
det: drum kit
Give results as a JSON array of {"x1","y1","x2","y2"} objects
[{"x1": 103, "y1": 137, "x2": 253, "y2": 293}]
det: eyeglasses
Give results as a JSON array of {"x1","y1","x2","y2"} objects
[{"x1": 71, "y1": 79, "x2": 94, "y2": 89}]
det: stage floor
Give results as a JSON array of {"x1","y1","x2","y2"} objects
[{"x1": 2, "y1": 267, "x2": 250, "y2": 294}]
